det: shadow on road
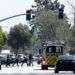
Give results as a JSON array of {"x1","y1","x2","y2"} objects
[{"x1": 34, "y1": 68, "x2": 55, "y2": 70}]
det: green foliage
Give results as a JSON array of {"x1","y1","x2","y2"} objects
[
  {"x1": 31, "y1": 35, "x2": 38, "y2": 45},
  {"x1": 32, "y1": 9, "x2": 71, "y2": 41},
  {"x1": 0, "y1": 26, "x2": 6, "y2": 50},
  {"x1": 68, "y1": 27, "x2": 75, "y2": 50},
  {"x1": 7, "y1": 23, "x2": 32, "y2": 53},
  {"x1": 35, "y1": 0, "x2": 60, "y2": 10},
  {"x1": 30, "y1": 26, "x2": 38, "y2": 45},
  {"x1": 56, "y1": 19, "x2": 71, "y2": 41},
  {"x1": 31, "y1": 0, "x2": 72, "y2": 51}
]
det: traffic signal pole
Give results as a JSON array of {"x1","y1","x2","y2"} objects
[
  {"x1": 0, "y1": 9, "x2": 32, "y2": 22},
  {"x1": 0, "y1": 14, "x2": 26, "y2": 22}
]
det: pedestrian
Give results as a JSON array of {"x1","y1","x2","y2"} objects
[
  {"x1": 16, "y1": 55, "x2": 19, "y2": 66},
  {"x1": 0, "y1": 60, "x2": 1, "y2": 70},
  {"x1": 6, "y1": 54, "x2": 10, "y2": 67},
  {"x1": 28, "y1": 54, "x2": 33, "y2": 66}
]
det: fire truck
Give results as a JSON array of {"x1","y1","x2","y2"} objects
[{"x1": 41, "y1": 41, "x2": 64, "y2": 69}]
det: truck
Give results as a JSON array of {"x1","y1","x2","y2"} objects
[{"x1": 41, "y1": 41, "x2": 64, "y2": 70}]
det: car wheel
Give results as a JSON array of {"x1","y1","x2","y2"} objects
[
  {"x1": 55, "y1": 69, "x2": 59, "y2": 73},
  {"x1": 73, "y1": 71, "x2": 75, "y2": 73}
]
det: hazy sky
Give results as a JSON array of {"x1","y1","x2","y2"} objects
[
  {"x1": 0, "y1": 0, "x2": 35, "y2": 33},
  {"x1": 59, "y1": 0, "x2": 75, "y2": 26},
  {"x1": 0, "y1": 0, "x2": 74, "y2": 33}
]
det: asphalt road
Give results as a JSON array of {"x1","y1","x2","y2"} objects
[
  {"x1": 0, "y1": 73, "x2": 74, "y2": 75},
  {"x1": 0, "y1": 70, "x2": 75, "y2": 75},
  {"x1": 0, "y1": 62, "x2": 74, "y2": 75}
]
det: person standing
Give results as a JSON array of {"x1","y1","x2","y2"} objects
[{"x1": 28, "y1": 54, "x2": 33, "y2": 66}]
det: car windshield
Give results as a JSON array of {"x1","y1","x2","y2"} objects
[{"x1": 58, "y1": 55, "x2": 75, "y2": 60}]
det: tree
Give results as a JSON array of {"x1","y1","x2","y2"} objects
[
  {"x1": 35, "y1": 0, "x2": 60, "y2": 10},
  {"x1": 66, "y1": 0, "x2": 75, "y2": 53},
  {"x1": 31, "y1": 0, "x2": 71, "y2": 51},
  {"x1": 7, "y1": 23, "x2": 32, "y2": 54},
  {"x1": 30, "y1": 26, "x2": 38, "y2": 45},
  {"x1": 0, "y1": 26, "x2": 6, "y2": 51}
]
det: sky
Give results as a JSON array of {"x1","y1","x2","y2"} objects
[
  {"x1": 59, "y1": 0, "x2": 75, "y2": 26},
  {"x1": 0, "y1": 0, "x2": 74, "y2": 33},
  {"x1": 0, "y1": 0, "x2": 35, "y2": 33}
]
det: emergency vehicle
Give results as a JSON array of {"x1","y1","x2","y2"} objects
[{"x1": 41, "y1": 41, "x2": 64, "y2": 69}]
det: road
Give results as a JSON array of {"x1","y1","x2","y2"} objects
[{"x1": 0, "y1": 62, "x2": 74, "y2": 75}]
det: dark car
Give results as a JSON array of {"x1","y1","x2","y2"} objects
[{"x1": 55, "y1": 54, "x2": 75, "y2": 73}]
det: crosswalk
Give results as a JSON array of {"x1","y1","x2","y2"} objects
[{"x1": 0, "y1": 62, "x2": 74, "y2": 75}]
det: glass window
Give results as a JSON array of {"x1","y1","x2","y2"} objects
[
  {"x1": 59, "y1": 55, "x2": 73, "y2": 60},
  {"x1": 49, "y1": 47, "x2": 52, "y2": 52},
  {"x1": 46, "y1": 46, "x2": 52, "y2": 53},
  {"x1": 56, "y1": 47, "x2": 62, "y2": 53}
]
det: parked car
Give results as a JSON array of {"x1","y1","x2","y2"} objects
[{"x1": 55, "y1": 54, "x2": 75, "y2": 73}]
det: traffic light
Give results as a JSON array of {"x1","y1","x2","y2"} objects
[
  {"x1": 58, "y1": 7, "x2": 64, "y2": 19},
  {"x1": 58, "y1": 8, "x2": 64, "y2": 19},
  {"x1": 26, "y1": 10, "x2": 31, "y2": 20}
]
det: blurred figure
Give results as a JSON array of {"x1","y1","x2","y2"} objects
[
  {"x1": 6, "y1": 54, "x2": 10, "y2": 67},
  {"x1": 37, "y1": 57, "x2": 42, "y2": 64},
  {"x1": 27, "y1": 54, "x2": 33, "y2": 66},
  {"x1": 12, "y1": 55, "x2": 19, "y2": 66},
  {"x1": 21, "y1": 56, "x2": 28, "y2": 66},
  {"x1": 15, "y1": 55, "x2": 19, "y2": 66}
]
